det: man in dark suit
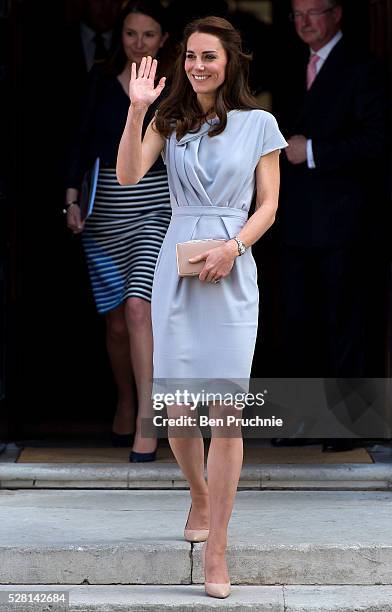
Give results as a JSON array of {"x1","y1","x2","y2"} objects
[
  {"x1": 275, "y1": 0, "x2": 387, "y2": 450},
  {"x1": 64, "y1": 0, "x2": 123, "y2": 103},
  {"x1": 61, "y1": 0, "x2": 123, "y2": 191}
]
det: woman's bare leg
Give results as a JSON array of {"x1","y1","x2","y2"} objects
[
  {"x1": 167, "y1": 404, "x2": 209, "y2": 529},
  {"x1": 124, "y1": 297, "x2": 156, "y2": 453},
  {"x1": 105, "y1": 304, "x2": 136, "y2": 434},
  {"x1": 205, "y1": 405, "x2": 243, "y2": 583}
]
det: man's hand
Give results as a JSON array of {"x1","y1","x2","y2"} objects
[{"x1": 285, "y1": 135, "x2": 307, "y2": 165}]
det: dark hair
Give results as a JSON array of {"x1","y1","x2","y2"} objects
[
  {"x1": 154, "y1": 16, "x2": 261, "y2": 141},
  {"x1": 292, "y1": 0, "x2": 342, "y2": 6},
  {"x1": 104, "y1": 0, "x2": 170, "y2": 79}
]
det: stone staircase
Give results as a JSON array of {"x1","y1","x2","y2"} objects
[
  {"x1": 0, "y1": 487, "x2": 391, "y2": 610},
  {"x1": 1, "y1": 460, "x2": 392, "y2": 490}
]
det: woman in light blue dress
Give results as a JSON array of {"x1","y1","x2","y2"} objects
[{"x1": 117, "y1": 16, "x2": 287, "y2": 599}]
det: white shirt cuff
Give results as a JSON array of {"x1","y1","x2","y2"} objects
[{"x1": 307, "y1": 139, "x2": 316, "y2": 169}]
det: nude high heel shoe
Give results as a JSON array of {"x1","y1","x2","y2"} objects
[
  {"x1": 183, "y1": 504, "x2": 209, "y2": 543},
  {"x1": 201, "y1": 541, "x2": 231, "y2": 599}
]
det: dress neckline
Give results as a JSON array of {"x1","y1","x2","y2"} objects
[
  {"x1": 202, "y1": 109, "x2": 237, "y2": 124},
  {"x1": 176, "y1": 111, "x2": 238, "y2": 146}
]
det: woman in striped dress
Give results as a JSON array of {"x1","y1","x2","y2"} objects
[{"x1": 65, "y1": 0, "x2": 172, "y2": 461}]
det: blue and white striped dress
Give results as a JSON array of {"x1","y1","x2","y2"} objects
[{"x1": 82, "y1": 168, "x2": 171, "y2": 314}]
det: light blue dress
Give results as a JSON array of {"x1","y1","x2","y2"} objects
[{"x1": 151, "y1": 110, "x2": 287, "y2": 391}]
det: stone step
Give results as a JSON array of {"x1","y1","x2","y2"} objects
[
  {"x1": 0, "y1": 490, "x2": 391, "y2": 586},
  {"x1": 1, "y1": 462, "x2": 391, "y2": 490},
  {"x1": 0, "y1": 585, "x2": 392, "y2": 611}
]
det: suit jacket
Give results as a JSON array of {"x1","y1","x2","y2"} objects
[{"x1": 278, "y1": 38, "x2": 387, "y2": 248}]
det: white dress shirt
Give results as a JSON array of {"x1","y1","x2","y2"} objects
[
  {"x1": 80, "y1": 22, "x2": 112, "y2": 72},
  {"x1": 307, "y1": 31, "x2": 343, "y2": 168}
]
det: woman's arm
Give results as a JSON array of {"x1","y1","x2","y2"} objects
[
  {"x1": 66, "y1": 64, "x2": 102, "y2": 190},
  {"x1": 190, "y1": 150, "x2": 281, "y2": 283},
  {"x1": 228, "y1": 148, "x2": 280, "y2": 253},
  {"x1": 116, "y1": 106, "x2": 165, "y2": 184},
  {"x1": 116, "y1": 57, "x2": 166, "y2": 185}
]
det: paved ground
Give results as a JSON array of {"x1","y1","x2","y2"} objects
[
  {"x1": 1, "y1": 584, "x2": 392, "y2": 611},
  {"x1": 0, "y1": 489, "x2": 391, "y2": 586}
]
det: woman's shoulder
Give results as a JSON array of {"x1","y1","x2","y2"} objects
[
  {"x1": 231, "y1": 108, "x2": 277, "y2": 123},
  {"x1": 228, "y1": 109, "x2": 279, "y2": 137}
]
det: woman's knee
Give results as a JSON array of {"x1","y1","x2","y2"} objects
[
  {"x1": 166, "y1": 404, "x2": 202, "y2": 439},
  {"x1": 124, "y1": 297, "x2": 151, "y2": 327},
  {"x1": 106, "y1": 306, "x2": 128, "y2": 342},
  {"x1": 208, "y1": 404, "x2": 243, "y2": 438}
]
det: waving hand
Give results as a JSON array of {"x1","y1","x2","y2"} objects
[{"x1": 129, "y1": 56, "x2": 166, "y2": 107}]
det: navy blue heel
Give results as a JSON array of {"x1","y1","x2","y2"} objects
[{"x1": 129, "y1": 441, "x2": 158, "y2": 462}]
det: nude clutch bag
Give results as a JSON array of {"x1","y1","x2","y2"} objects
[{"x1": 176, "y1": 239, "x2": 226, "y2": 277}]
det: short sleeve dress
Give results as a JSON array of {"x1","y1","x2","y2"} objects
[{"x1": 151, "y1": 109, "x2": 287, "y2": 391}]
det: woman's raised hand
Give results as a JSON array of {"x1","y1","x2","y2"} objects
[{"x1": 129, "y1": 56, "x2": 166, "y2": 108}]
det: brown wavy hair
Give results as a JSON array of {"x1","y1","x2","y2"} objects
[
  {"x1": 154, "y1": 16, "x2": 261, "y2": 141},
  {"x1": 104, "y1": 0, "x2": 173, "y2": 82}
]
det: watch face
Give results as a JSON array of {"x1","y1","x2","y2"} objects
[{"x1": 234, "y1": 237, "x2": 245, "y2": 255}]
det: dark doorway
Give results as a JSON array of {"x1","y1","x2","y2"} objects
[{"x1": 3, "y1": 0, "x2": 392, "y2": 442}]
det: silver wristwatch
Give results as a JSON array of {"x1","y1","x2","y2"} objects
[{"x1": 233, "y1": 235, "x2": 247, "y2": 256}]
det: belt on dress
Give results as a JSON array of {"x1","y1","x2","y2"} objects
[{"x1": 171, "y1": 205, "x2": 248, "y2": 220}]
